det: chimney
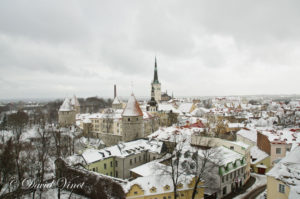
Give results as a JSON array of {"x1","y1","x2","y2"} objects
[{"x1": 114, "y1": 84, "x2": 117, "y2": 98}]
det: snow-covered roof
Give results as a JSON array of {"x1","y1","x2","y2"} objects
[
  {"x1": 122, "y1": 94, "x2": 143, "y2": 117},
  {"x1": 259, "y1": 129, "x2": 300, "y2": 148},
  {"x1": 59, "y1": 98, "x2": 73, "y2": 111},
  {"x1": 71, "y1": 95, "x2": 80, "y2": 106},
  {"x1": 178, "y1": 103, "x2": 193, "y2": 113},
  {"x1": 212, "y1": 146, "x2": 244, "y2": 166},
  {"x1": 123, "y1": 174, "x2": 194, "y2": 196},
  {"x1": 250, "y1": 146, "x2": 269, "y2": 164},
  {"x1": 112, "y1": 96, "x2": 122, "y2": 105},
  {"x1": 82, "y1": 139, "x2": 164, "y2": 164},
  {"x1": 237, "y1": 128, "x2": 257, "y2": 143},
  {"x1": 267, "y1": 146, "x2": 300, "y2": 199},
  {"x1": 158, "y1": 103, "x2": 180, "y2": 113},
  {"x1": 228, "y1": 123, "x2": 244, "y2": 128},
  {"x1": 129, "y1": 160, "x2": 170, "y2": 177}
]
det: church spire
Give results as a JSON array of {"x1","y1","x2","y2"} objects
[{"x1": 153, "y1": 57, "x2": 159, "y2": 84}]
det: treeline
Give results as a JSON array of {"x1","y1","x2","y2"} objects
[{"x1": 78, "y1": 97, "x2": 112, "y2": 113}]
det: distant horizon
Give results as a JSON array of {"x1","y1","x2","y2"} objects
[{"x1": 1, "y1": 93, "x2": 300, "y2": 103}]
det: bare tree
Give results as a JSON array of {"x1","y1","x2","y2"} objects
[
  {"x1": 51, "y1": 128, "x2": 61, "y2": 199},
  {"x1": 0, "y1": 138, "x2": 15, "y2": 194},
  {"x1": 35, "y1": 125, "x2": 50, "y2": 199},
  {"x1": 8, "y1": 111, "x2": 29, "y2": 187},
  {"x1": 189, "y1": 147, "x2": 221, "y2": 199},
  {"x1": 157, "y1": 133, "x2": 188, "y2": 199},
  {"x1": 102, "y1": 108, "x2": 114, "y2": 134}
]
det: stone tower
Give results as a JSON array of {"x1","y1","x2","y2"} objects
[
  {"x1": 58, "y1": 95, "x2": 80, "y2": 126},
  {"x1": 121, "y1": 93, "x2": 144, "y2": 142},
  {"x1": 58, "y1": 98, "x2": 76, "y2": 126},
  {"x1": 151, "y1": 57, "x2": 161, "y2": 102}
]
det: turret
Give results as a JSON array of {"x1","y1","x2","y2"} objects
[{"x1": 121, "y1": 93, "x2": 143, "y2": 142}]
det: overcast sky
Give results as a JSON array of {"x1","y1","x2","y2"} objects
[{"x1": 1, "y1": 0, "x2": 300, "y2": 99}]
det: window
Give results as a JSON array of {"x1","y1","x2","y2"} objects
[
  {"x1": 153, "y1": 156, "x2": 156, "y2": 160},
  {"x1": 168, "y1": 196, "x2": 172, "y2": 199},
  {"x1": 134, "y1": 157, "x2": 136, "y2": 163},
  {"x1": 134, "y1": 191, "x2": 138, "y2": 195},
  {"x1": 136, "y1": 118, "x2": 138, "y2": 121},
  {"x1": 226, "y1": 175, "x2": 228, "y2": 181},
  {"x1": 279, "y1": 184, "x2": 285, "y2": 193},
  {"x1": 276, "y1": 148, "x2": 281, "y2": 154},
  {"x1": 163, "y1": 197, "x2": 167, "y2": 199},
  {"x1": 92, "y1": 168, "x2": 95, "y2": 172},
  {"x1": 115, "y1": 171, "x2": 118, "y2": 177},
  {"x1": 230, "y1": 146, "x2": 234, "y2": 150},
  {"x1": 115, "y1": 160, "x2": 118, "y2": 167},
  {"x1": 139, "y1": 156, "x2": 141, "y2": 162},
  {"x1": 104, "y1": 163, "x2": 107, "y2": 169},
  {"x1": 222, "y1": 177, "x2": 224, "y2": 183},
  {"x1": 165, "y1": 185, "x2": 170, "y2": 190},
  {"x1": 130, "y1": 159, "x2": 132, "y2": 165},
  {"x1": 230, "y1": 173, "x2": 232, "y2": 179},
  {"x1": 110, "y1": 161, "x2": 113, "y2": 167},
  {"x1": 150, "y1": 187, "x2": 156, "y2": 192},
  {"x1": 110, "y1": 172, "x2": 112, "y2": 176},
  {"x1": 223, "y1": 186, "x2": 227, "y2": 195},
  {"x1": 128, "y1": 118, "x2": 130, "y2": 121}
]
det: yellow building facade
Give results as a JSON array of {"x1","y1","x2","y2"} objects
[
  {"x1": 267, "y1": 176, "x2": 290, "y2": 199},
  {"x1": 126, "y1": 176, "x2": 204, "y2": 199}
]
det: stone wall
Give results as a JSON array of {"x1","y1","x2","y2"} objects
[
  {"x1": 58, "y1": 111, "x2": 76, "y2": 126},
  {"x1": 122, "y1": 116, "x2": 143, "y2": 142},
  {"x1": 98, "y1": 133, "x2": 122, "y2": 146},
  {"x1": 55, "y1": 158, "x2": 125, "y2": 199}
]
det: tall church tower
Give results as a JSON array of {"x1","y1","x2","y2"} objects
[{"x1": 151, "y1": 57, "x2": 161, "y2": 102}]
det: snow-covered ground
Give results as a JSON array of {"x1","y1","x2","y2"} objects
[
  {"x1": 256, "y1": 190, "x2": 267, "y2": 199},
  {"x1": 233, "y1": 173, "x2": 267, "y2": 199}
]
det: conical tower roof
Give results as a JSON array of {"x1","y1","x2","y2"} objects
[
  {"x1": 153, "y1": 57, "x2": 159, "y2": 84},
  {"x1": 59, "y1": 98, "x2": 72, "y2": 111},
  {"x1": 122, "y1": 94, "x2": 143, "y2": 116}
]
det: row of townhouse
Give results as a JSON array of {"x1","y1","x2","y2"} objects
[
  {"x1": 148, "y1": 125, "x2": 250, "y2": 198},
  {"x1": 71, "y1": 139, "x2": 166, "y2": 179}
]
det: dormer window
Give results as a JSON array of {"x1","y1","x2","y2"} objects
[
  {"x1": 164, "y1": 185, "x2": 170, "y2": 190},
  {"x1": 150, "y1": 187, "x2": 156, "y2": 192},
  {"x1": 177, "y1": 183, "x2": 183, "y2": 189}
]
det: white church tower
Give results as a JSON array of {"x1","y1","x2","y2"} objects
[{"x1": 151, "y1": 57, "x2": 161, "y2": 102}]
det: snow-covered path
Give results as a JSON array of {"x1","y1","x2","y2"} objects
[{"x1": 233, "y1": 173, "x2": 267, "y2": 199}]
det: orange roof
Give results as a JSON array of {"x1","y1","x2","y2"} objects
[{"x1": 122, "y1": 93, "x2": 143, "y2": 117}]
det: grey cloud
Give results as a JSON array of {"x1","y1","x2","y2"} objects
[{"x1": 0, "y1": 0, "x2": 300, "y2": 99}]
